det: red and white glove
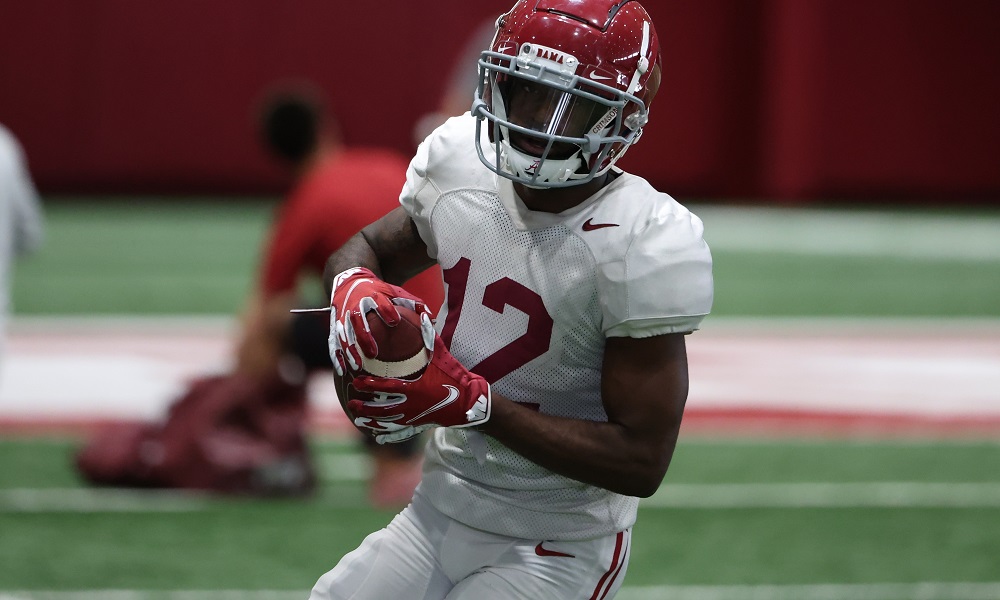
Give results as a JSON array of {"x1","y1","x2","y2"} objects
[
  {"x1": 327, "y1": 267, "x2": 431, "y2": 377},
  {"x1": 348, "y1": 335, "x2": 491, "y2": 445}
]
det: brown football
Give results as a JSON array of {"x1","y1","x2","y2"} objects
[
  {"x1": 357, "y1": 305, "x2": 430, "y2": 379},
  {"x1": 334, "y1": 305, "x2": 429, "y2": 428}
]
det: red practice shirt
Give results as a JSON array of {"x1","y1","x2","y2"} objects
[{"x1": 259, "y1": 148, "x2": 444, "y2": 312}]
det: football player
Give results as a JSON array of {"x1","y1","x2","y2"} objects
[{"x1": 311, "y1": 0, "x2": 713, "y2": 598}]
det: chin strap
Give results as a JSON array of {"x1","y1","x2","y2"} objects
[{"x1": 501, "y1": 140, "x2": 582, "y2": 186}]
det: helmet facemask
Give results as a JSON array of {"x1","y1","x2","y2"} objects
[{"x1": 474, "y1": 42, "x2": 650, "y2": 189}]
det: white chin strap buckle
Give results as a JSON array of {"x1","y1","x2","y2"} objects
[{"x1": 501, "y1": 141, "x2": 581, "y2": 187}]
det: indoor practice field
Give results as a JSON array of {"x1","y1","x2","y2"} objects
[{"x1": 1, "y1": 198, "x2": 999, "y2": 600}]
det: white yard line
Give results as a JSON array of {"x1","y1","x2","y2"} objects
[
  {"x1": 695, "y1": 205, "x2": 1000, "y2": 262},
  {"x1": 0, "y1": 488, "x2": 209, "y2": 513},
  {"x1": 618, "y1": 581, "x2": 1000, "y2": 600},
  {"x1": 642, "y1": 482, "x2": 1000, "y2": 509},
  {"x1": 4, "y1": 582, "x2": 1000, "y2": 600},
  {"x1": 4, "y1": 482, "x2": 1000, "y2": 513}
]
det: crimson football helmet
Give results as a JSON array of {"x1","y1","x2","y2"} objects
[{"x1": 473, "y1": 0, "x2": 662, "y2": 188}]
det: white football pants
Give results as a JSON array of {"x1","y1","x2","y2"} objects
[{"x1": 310, "y1": 491, "x2": 631, "y2": 600}]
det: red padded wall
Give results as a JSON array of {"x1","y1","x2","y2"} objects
[
  {"x1": 760, "y1": 0, "x2": 1000, "y2": 201},
  {"x1": 1, "y1": 0, "x2": 997, "y2": 201}
]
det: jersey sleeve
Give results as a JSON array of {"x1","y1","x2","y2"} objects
[
  {"x1": 399, "y1": 129, "x2": 442, "y2": 260},
  {"x1": 401, "y1": 114, "x2": 487, "y2": 260},
  {"x1": 598, "y1": 206, "x2": 714, "y2": 337}
]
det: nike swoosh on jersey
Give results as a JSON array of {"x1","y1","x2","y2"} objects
[
  {"x1": 535, "y1": 542, "x2": 576, "y2": 558},
  {"x1": 582, "y1": 218, "x2": 620, "y2": 231},
  {"x1": 408, "y1": 385, "x2": 460, "y2": 423}
]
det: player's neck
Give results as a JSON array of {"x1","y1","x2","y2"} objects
[{"x1": 513, "y1": 172, "x2": 612, "y2": 214}]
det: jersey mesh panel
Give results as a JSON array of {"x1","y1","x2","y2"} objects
[{"x1": 420, "y1": 188, "x2": 638, "y2": 540}]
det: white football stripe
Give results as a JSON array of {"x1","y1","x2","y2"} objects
[{"x1": 361, "y1": 349, "x2": 429, "y2": 379}]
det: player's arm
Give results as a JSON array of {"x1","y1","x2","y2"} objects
[
  {"x1": 234, "y1": 289, "x2": 296, "y2": 377},
  {"x1": 481, "y1": 332, "x2": 689, "y2": 498},
  {"x1": 322, "y1": 206, "x2": 435, "y2": 296},
  {"x1": 351, "y1": 329, "x2": 690, "y2": 498},
  {"x1": 322, "y1": 206, "x2": 437, "y2": 411},
  {"x1": 236, "y1": 197, "x2": 315, "y2": 378}
]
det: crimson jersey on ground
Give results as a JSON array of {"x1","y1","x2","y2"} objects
[{"x1": 259, "y1": 149, "x2": 444, "y2": 313}]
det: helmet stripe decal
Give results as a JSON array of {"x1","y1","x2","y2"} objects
[{"x1": 625, "y1": 20, "x2": 651, "y2": 96}]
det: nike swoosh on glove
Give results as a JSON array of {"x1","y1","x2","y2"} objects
[
  {"x1": 327, "y1": 267, "x2": 431, "y2": 377},
  {"x1": 348, "y1": 335, "x2": 491, "y2": 444}
]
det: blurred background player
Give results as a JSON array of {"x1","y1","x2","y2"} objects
[
  {"x1": 76, "y1": 88, "x2": 442, "y2": 507},
  {"x1": 0, "y1": 123, "x2": 44, "y2": 379},
  {"x1": 244, "y1": 87, "x2": 443, "y2": 505}
]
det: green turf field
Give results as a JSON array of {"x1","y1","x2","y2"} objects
[
  {"x1": 11, "y1": 198, "x2": 276, "y2": 315},
  {"x1": 2, "y1": 438, "x2": 999, "y2": 597},
  {"x1": 4, "y1": 198, "x2": 1000, "y2": 599},
  {"x1": 11, "y1": 198, "x2": 1000, "y2": 317}
]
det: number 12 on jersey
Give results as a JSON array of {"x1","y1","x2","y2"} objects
[{"x1": 440, "y1": 257, "x2": 554, "y2": 386}]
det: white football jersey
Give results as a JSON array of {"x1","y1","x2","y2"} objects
[{"x1": 401, "y1": 114, "x2": 713, "y2": 541}]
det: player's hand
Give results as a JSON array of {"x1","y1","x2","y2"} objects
[
  {"x1": 327, "y1": 267, "x2": 430, "y2": 376},
  {"x1": 348, "y1": 335, "x2": 491, "y2": 444}
]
